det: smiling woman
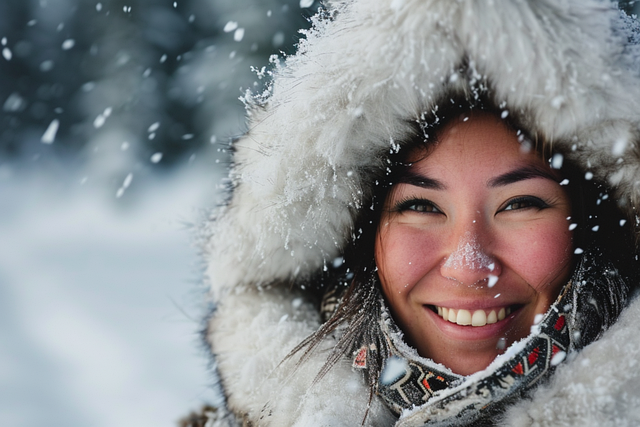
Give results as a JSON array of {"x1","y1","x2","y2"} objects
[
  {"x1": 376, "y1": 112, "x2": 574, "y2": 376},
  {"x1": 199, "y1": 1, "x2": 640, "y2": 426}
]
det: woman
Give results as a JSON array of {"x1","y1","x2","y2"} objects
[{"x1": 199, "y1": 0, "x2": 640, "y2": 425}]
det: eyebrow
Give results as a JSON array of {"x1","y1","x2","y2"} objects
[
  {"x1": 488, "y1": 165, "x2": 560, "y2": 187},
  {"x1": 396, "y1": 170, "x2": 446, "y2": 190}
]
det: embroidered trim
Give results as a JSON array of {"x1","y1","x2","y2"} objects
[{"x1": 371, "y1": 248, "x2": 629, "y2": 425}]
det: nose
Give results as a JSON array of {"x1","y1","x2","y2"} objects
[{"x1": 440, "y1": 230, "x2": 501, "y2": 287}]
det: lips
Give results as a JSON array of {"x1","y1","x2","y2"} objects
[{"x1": 434, "y1": 306, "x2": 513, "y2": 327}]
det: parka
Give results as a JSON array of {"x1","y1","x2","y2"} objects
[{"x1": 199, "y1": 0, "x2": 640, "y2": 425}]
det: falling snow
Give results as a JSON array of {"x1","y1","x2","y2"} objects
[
  {"x1": 380, "y1": 356, "x2": 408, "y2": 385},
  {"x1": 234, "y1": 28, "x2": 245, "y2": 42},
  {"x1": 41, "y1": 119, "x2": 60, "y2": 144},
  {"x1": 93, "y1": 107, "x2": 112, "y2": 129},
  {"x1": 116, "y1": 173, "x2": 133, "y2": 198},
  {"x1": 224, "y1": 21, "x2": 238, "y2": 32},
  {"x1": 62, "y1": 39, "x2": 76, "y2": 50}
]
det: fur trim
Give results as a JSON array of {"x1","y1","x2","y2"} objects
[
  {"x1": 206, "y1": 287, "x2": 397, "y2": 426},
  {"x1": 205, "y1": 0, "x2": 640, "y2": 294},
  {"x1": 498, "y1": 294, "x2": 640, "y2": 427}
]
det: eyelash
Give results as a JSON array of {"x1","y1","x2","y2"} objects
[
  {"x1": 501, "y1": 196, "x2": 549, "y2": 211},
  {"x1": 394, "y1": 198, "x2": 442, "y2": 214},
  {"x1": 393, "y1": 196, "x2": 549, "y2": 214}
]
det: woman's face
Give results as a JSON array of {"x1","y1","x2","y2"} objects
[{"x1": 375, "y1": 112, "x2": 573, "y2": 376}]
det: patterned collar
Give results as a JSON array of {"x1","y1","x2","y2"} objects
[{"x1": 353, "y1": 248, "x2": 629, "y2": 425}]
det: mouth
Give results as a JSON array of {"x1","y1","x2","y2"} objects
[{"x1": 429, "y1": 305, "x2": 520, "y2": 327}]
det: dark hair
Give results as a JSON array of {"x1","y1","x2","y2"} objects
[{"x1": 288, "y1": 96, "x2": 637, "y2": 423}]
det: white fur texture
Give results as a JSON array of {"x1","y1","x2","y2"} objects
[
  {"x1": 499, "y1": 295, "x2": 640, "y2": 427},
  {"x1": 204, "y1": 0, "x2": 640, "y2": 425}
]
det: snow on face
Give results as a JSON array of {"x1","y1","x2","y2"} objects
[
  {"x1": 442, "y1": 231, "x2": 494, "y2": 274},
  {"x1": 375, "y1": 112, "x2": 574, "y2": 376}
]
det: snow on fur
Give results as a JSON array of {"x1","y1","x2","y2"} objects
[{"x1": 205, "y1": 0, "x2": 640, "y2": 294}]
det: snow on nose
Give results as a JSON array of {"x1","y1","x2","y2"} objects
[
  {"x1": 443, "y1": 232, "x2": 494, "y2": 271},
  {"x1": 441, "y1": 232, "x2": 500, "y2": 286}
]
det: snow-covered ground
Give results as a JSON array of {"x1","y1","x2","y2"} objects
[{"x1": 0, "y1": 161, "x2": 224, "y2": 427}]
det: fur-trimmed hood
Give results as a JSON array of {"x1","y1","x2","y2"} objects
[{"x1": 203, "y1": 1, "x2": 640, "y2": 425}]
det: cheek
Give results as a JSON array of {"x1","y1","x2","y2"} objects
[
  {"x1": 504, "y1": 220, "x2": 573, "y2": 291},
  {"x1": 375, "y1": 224, "x2": 441, "y2": 296}
]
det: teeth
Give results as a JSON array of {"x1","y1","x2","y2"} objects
[
  {"x1": 471, "y1": 310, "x2": 486, "y2": 326},
  {"x1": 435, "y1": 306, "x2": 513, "y2": 327},
  {"x1": 456, "y1": 309, "x2": 471, "y2": 325}
]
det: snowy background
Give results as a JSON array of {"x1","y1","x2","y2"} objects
[
  {"x1": 3, "y1": 1, "x2": 639, "y2": 426},
  {"x1": 0, "y1": 0, "x2": 318, "y2": 426}
]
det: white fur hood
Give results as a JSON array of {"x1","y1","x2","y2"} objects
[{"x1": 203, "y1": 1, "x2": 640, "y2": 426}]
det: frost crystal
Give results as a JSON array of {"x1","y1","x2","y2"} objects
[{"x1": 41, "y1": 119, "x2": 60, "y2": 144}]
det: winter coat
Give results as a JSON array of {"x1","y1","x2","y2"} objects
[{"x1": 201, "y1": 1, "x2": 640, "y2": 426}]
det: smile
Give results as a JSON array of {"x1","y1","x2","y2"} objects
[{"x1": 434, "y1": 306, "x2": 513, "y2": 327}]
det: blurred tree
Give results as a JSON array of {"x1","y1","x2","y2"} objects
[
  {"x1": 0, "y1": 0, "x2": 319, "y2": 174},
  {"x1": 4, "y1": 0, "x2": 634, "y2": 178}
]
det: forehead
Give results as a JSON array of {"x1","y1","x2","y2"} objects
[{"x1": 407, "y1": 112, "x2": 546, "y2": 174}]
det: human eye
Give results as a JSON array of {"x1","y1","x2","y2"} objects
[
  {"x1": 501, "y1": 196, "x2": 549, "y2": 212},
  {"x1": 394, "y1": 198, "x2": 442, "y2": 214}
]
